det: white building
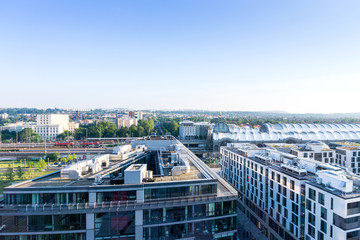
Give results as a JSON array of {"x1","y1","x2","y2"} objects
[
  {"x1": 220, "y1": 143, "x2": 360, "y2": 240},
  {"x1": 0, "y1": 114, "x2": 79, "y2": 140},
  {"x1": 0, "y1": 122, "x2": 36, "y2": 132},
  {"x1": 135, "y1": 111, "x2": 143, "y2": 120},
  {"x1": 117, "y1": 117, "x2": 138, "y2": 128},
  {"x1": 0, "y1": 113, "x2": 9, "y2": 119},
  {"x1": 34, "y1": 114, "x2": 79, "y2": 140},
  {"x1": 36, "y1": 114, "x2": 69, "y2": 126},
  {"x1": 289, "y1": 141, "x2": 336, "y2": 164},
  {"x1": 336, "y1": 146, "x2": 360, "y2": 174},
  {"x1": 179, "y1": 120, "x2": 213, "y2": 140}
]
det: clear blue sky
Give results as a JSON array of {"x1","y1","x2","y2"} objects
[{"x1": 0, "y1": 0, "x2": 359, "y2": 113}]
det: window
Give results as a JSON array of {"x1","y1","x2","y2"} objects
[
  {"x1": 321, "y1": 207, "x2": 327, "y2": 220},
  {"x1": 290, "y1": 191, "x2": 294, "y2": 201},
  {"x1": 330, "y1": 225, "x2": 333, "y2": 238},
  {"x1": 308, "y1": 188, "x2": 316, "y2": 201},
  {"x1": 318, "y1": 192, "x2": 325, "y2": 205},
  {"x1": 321, "y1": 220, "x2": 327, "y2": 234},
  {"x1": 290, "y1": 180, "x2": 295, "y2": 190},
  {"x1": 331, "y1": 198, "x2": 334, "y2": 210},
  {"x1": 308, "y1": 224, "x2": 315, "y2": 238},
  {"x1": 306, "y1": 199, "x2": 312, "y2": 211},
  {"x1": 308, "y1": 213, "x2": 315, "y2": 226},
  {"x1": 283, "y1": 177, "x2": 287, "y2": 186}
]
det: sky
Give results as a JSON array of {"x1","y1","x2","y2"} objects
[{"x1": 0, "y1": 0, "x2": 359, "y2": 113}]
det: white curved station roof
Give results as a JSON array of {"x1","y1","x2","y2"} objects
[{"x1": 212, "y1": 123, "x2": 360, "y2": 143}]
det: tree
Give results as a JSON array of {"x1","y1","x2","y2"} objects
[
  {"x1": 67, "y1": 154, "x2": 73, "y2": 162},
  {"x1": 47, "y1": 152, "x2": 59, "y2": 162},
  {"x1": 27, "y1": 162, "x2": 34, "y2": 178},
  {"x1": 56, "y1": 130, "x2": 72, "y2": 140},
  {"x1": 117, "y1": 127, "x2": 129, "y2": 137},
  {"x1": 37, "y1": 158, "x2": 47, "y2": 171},
  {"x1": 137, "y1": 126, "x2": 145, "y2": 137},
  {"x1": 61, "y1": 157, "x2": 67, "y2": 164},
  {"x1": 72, "y1": 153, "x2": 77, "y2": 161},
  {"x1": 129, "y1": 125, "x2": 138, "y2": 137},
  {"x1": 5, "y1": 164, "x2": 15, "y2": 181},
  {"x1": 19, "y1": 128, "x2": 40, "y2": 142},
  {"x1": 16, "y1": 165, "x2": 25, "y2": 179},
  {"x1": 74, "y1": 127, "x2": 86, "y2": 140}
]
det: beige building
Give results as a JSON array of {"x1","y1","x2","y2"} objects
[{"x1": 117, "y1": 117, "x2": 138, "y2": 128}]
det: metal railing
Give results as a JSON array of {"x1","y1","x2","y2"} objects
[{"x1": 0, "y1": 193, "x2": 237, "y2": 214}]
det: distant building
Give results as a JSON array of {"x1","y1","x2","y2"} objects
[
  {"x1": 135, "y1": 111, "x2": 143, "y2": 120},
  {"x1": 0, "y1": 114, "x2": 79, "y2": 140},
  {"x1": 80, "y1": 119, "x2": 94, "y2": 125},
  {"x1": 0, "y1": 122, "x2": 36, "y2": 132},
  {"x1": 0, "y1": 113, "x2": 9, "y2": 119},
  {"x1": 33, "y1": 114, "x2": 79, "y2": 140},
  {"x1": 129, "y1": 111, "x2": 135, "y2": 118},
  {"x1": 117, "y1": 117, "x2": 138, "y2": 128},
  {"x1": 179, "y1": 120, "x2": 213, "y2": 140},
  {"x1": 212, "y1": 123, "x2": 360, "y2": 151}
]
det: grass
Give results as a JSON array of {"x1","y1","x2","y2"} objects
[
  {"x1": 0, "y1": 166, "x2": 56, "y2": 194},
  {"x1": 0, "y1": 160, "x2": 56, "y2": 169}
]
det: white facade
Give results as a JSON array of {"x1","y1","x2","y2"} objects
[
  {"x1": 135, "y1": 111, "x2": 143, "y2": 120},
  {"x1": 179, "y1": 121, "x2": 196, "y2": 139},
  {"x1": 220, "y1": 143, "x2": 360, "y2": 240},
  {"x1": 179, "y1": 120, "x2": 213, "y2": 140},
  {"x1": 289, "y1": 141, "x2": 336, "y2": 164},
  {"x1": 34, "y1": 114, "x2": 79, "y2": 140},
  {"x1": 117, "y1": 117, "x2": 138, "y2": 128},
  {"x1": 36, "y1": 114, "x2": 69, "y2": 125},
  {"x1": 336, "y1": 147, "x2": 360, "y2": 174},
  {"x1": 0, "y1": 122, "x2": 36, "y2": 132},
  {"x1": 0, "y1": 113, "x2": 9, "y2": 119}
]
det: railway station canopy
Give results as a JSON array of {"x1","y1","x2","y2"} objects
[{"x1": 212, "y1": 123, "x2": 360, "y2": 143}]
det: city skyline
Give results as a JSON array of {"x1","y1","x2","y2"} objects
[{"x1": 1, "y1": 0, "x2": 359, "y2": 113}]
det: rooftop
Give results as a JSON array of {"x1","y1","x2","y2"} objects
[
  {"x1": 5, "y1": 139, "x2": 235, "y2": 198},
  {"x1": 225, "y1": 144, "x2": 360, "y2": 198}
]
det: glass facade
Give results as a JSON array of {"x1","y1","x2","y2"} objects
[
  {"x1": 96, "y1": 191, "x2": 136, "y2": 203},
  {"x1": 0, "y1": 214, "x2": 85, "y2": 233},
  {"x1": 5, "y1": 192, "x2": 88, "y2": 205},
  {"x1": 143, "y1": 216, "x2": 236, "y2": 240},
  {"x1": 143, "y1": 201, "x2": 236, "y2": 224},
  {"x1": 0, "y1": 233, "x2": 86, "y2": 240},
  {"x1": 144, "y1": 184, "x2": 217, "y2": 200},
  {"x1": 95, "y1": 212, "x2": 135, "y2": 239}
]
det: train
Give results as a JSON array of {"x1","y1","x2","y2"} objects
[
  {"x1": 54, "y1": 142, "x2": 74, "y2": 147},
  {"x1": 80, "y1": 141, "x2": 100, "y2": 147}
]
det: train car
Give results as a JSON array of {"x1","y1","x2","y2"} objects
[
  {"x1": 54, "y1": 142, "x2": 74, "y2": 147},
  {"x1": 81, "y1": 141, "x2": 100, "y2": 148},
  {"x1": 98, "y1": 139, "x2": 116, "y2": 145}
]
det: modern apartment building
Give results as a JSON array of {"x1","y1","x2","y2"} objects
[
  {"x1": 289, "y1": 141, "x2": 335, "y2": 163},
  {"x1": 220, "y1": 142, "x2": 360, "y2": 240},
  {"x1": 336, "y1": 146, "x2": 360, "y2": 174},
  {"x1": 0, "y1": 138, "x2": 238, "y2": 240},
  {"x1": 179, "y1": 121, "x2": 213, "y2": 140}
]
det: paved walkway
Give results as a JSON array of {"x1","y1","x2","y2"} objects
[{"x1": 238, "y1": 210, "x2": 268, "y2": 240}]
